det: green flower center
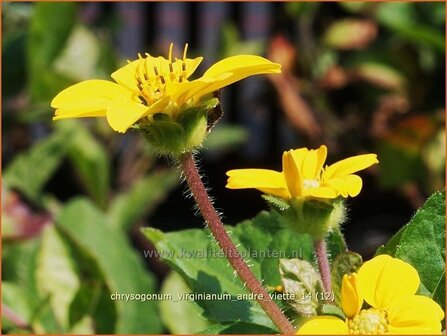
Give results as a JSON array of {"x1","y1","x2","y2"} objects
[{"x1": 348, "y1": 308, "x2": 388, "y2": 335}]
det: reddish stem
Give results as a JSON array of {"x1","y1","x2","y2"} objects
[
  {"x1": 180, "y1": 152, "x2": 295, "y2": 335},
  {"x1": 314, "y1": 239, "x2": 332, "y2": 295}
]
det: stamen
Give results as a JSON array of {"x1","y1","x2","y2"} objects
[
  {"x1": 138, "y1": 95, "x2": 148, "y2": 105},
  {"x1": 168, "y1": 43, "x2": 174, "y2": 63},
  {"x1": 181, "y1": 43, "x2": 188, "y2": 80},
  {"x1": 153, "y1": 66, "x2": 159, "y2": 76},
  {"x1": 168, "y1": 43, "x2": 174, "y2": 73},
  {"x1": 183, "y1": 43, "x2": 188, "y2": 62},
  {"x1": 159, "y1": 75, "x2": 166, "y2": 85}
]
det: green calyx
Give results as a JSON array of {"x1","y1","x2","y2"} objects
[
  {"x1": 137, "y1": 97, "x2": 219, "y2": 156},
  {"x1": 264, "y1": 195, "x2": 346, "y2": 240}
]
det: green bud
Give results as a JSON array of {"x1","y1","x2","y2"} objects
[
  {"x1": 138, "y1": 97, "x2": 219, "y2": 156},
  {"x1": 266, "y1": 196, "x2": 346, "y2": 240}
]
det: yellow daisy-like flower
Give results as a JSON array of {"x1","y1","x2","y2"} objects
[
  {"x1": 297, "y1": 255, "x2": 444, "y2": 335},
  {"x1": 52, "y1": 43, "x2": 281, "y2": 133},
  {"x1": 226, "y1": 145, "x2": 378, "y2": 199}
]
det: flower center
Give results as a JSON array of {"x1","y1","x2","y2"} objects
[
  {"x1": 131, "y1": 43, "x2": 190, "y2": 105},
  {"x1": 348, "y1": 308, "x2": 388, "y2": 335},
  {"x1": 303, "y1": 179, "x2": 320, "y2": 189}
]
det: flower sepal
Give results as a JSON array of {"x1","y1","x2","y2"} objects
[
  {"x1": 138, "y1": 97, "x2": 219, "y2": 156},
  {"x1": 279, "y1": 197, "x2": 346, "y2": 240}
]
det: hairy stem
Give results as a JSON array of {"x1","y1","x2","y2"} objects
[
  {"x1": 180, "y1": 152, "x2": 295, "y2": 334},
  {"x1": 314, "y1": 239, "x2": 332, "y2": 295}
]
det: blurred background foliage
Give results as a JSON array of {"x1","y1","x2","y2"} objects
[{"x1": 2, "y1": 2, "x2": 445, "y2": 334}]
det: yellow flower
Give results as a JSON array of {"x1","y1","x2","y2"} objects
[
  {"x1": 226, "y1": 145, "x2": 378, "y2": 199},
  {"x1": 297, "y1": 255, "x2": 444, "y2": 335},
  {"x1": 52, "y1": 43, "x2": 281, "y2": 133}
]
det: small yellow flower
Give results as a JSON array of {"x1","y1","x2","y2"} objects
[
  {"x1": 52, "y1": 43, "x2": 281, "y2": 133},
  {"x1": 226, "y1": 145, "x2": 378, "y2": 199},
  {"x1": 297, "y1": 255, "x2": 444, "y2": 335}
]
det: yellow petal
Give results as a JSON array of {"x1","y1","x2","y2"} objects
[
  {"x1": 304, "y1": 187, "x2": 338, "y2": 199},
  {"x1": 324, "y1": 174, "x2": 363, "y2": 198},
  {"x1": 341, "y1": 273, "x2": 362, "y2": 318},
  {"x1": 226, "y1": 169, "x2": 287, "y2": 189},
  {"x1": 167, "y1": 56, "x2": 203, "y2": 79},
  {"x1": 387, "y1": 326, "x2": 443, "y2": 335},
  {"x1": 324, "y1": 153, "x2": 378, "y2": 179},
  {"x1": 357, "y1": 255, "x2": 420, "y2": 310},
  {"x1": 290, "y1": 148, "x2": 308, "y2": 171},
  {"x1": 171, "y1": 55, "x2": 280, "y2": 105},
  {"x1": 53, "y1": 101, "x2": 107, "y2": 119},
  {"x1": 297, "y1": 316, "x2": 349, "y2": 334},
  {"x1": 168, "y1": 76, "x2": 224, "y2": 106},
  {"x1": 282, "y1": 151, "x2": 302, "y2": 197},
  {"x1": 257, "y1": 187, "x2": 291, "y2": 199},
  {"x1": 53, "y1": 103, "x2": 108, "y2": 120},
  {"x1": 106, "y1": 97, "x2": 169, "y2": 133},
  {"x1": 387, "y1": 295, "x2": 444, "y2": 334},
  {"x1": 110, "y1": 59, "x2": 144, "y2": 93},
  {"x1": 203, "y1": 55, "x2": 281, "y2": 78},
  {"x1": 190, "y1": 55, "x2": 281, "y2": 100},
  {"x1": 302, "y1": 145, "x2": 327, "y2": 180},
  {"x1": 226, "y1": 169, "x2": 289, "y2": 198},
  {"x1": 51, "y1": 79, "x2": 132, "y2": 108},
  {"x1": 111, "y1": 54, "x2": 203, "y2": 95}
]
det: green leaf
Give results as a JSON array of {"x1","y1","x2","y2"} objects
[
  {"x1": 143, "y1": 210, "x2": 321, "y2": 329},
  {"x1": 203, "y1": 125, "x2": 248, "y2": 153},
  {"x1": 199, "y1": 322, "x2": 277, "y2": 334},
  {"x1": 4, "y1": 126, "x2": 75, "y2": 202},
  {"x1": 53, "y1": 25, "x2": 101, "y2": 81},
  {"x1": 142, "y1": 208, "x2": 352, "y2": 328},
  {"x1": 36, "y1": 226, "x2": 80, "y2": 329},
  {"x1": 69, "y1": 316, "x2": 94, "y2": 334},
  {"x1": 260, "y1": 228, "x2": 314, "y2": 287},
  {"x1": 28, "y1": 2, "x2": 77, "y2": 102},
  {"x1": 279, "y1": 259, "x2": 323, "y2": 316},
  {"x1": 59, "y1": 226, "x2": 117, "y2": 334},
  {"x1": 56, "y1": 198, "x2": 162, "y2": 333},
  {"x1": 109, "y1": 170, "x2": 178, "y2": 231},
  {"x1": 2, "y1": 282, "x2": 32, "y2": 328},
  {"x1": 326, "y1": 228, "x2": 348, "y2": 263},
  {"x1": 376, "y1": 191, "x2": 445, "y2": 311},
  {"x1": 319, "y1": 303, "x2": 345, "y2": 320},
  {"x1": 58, "y1": 121, "x2": 111, "y2": 208},
  {"x1": 2, "y1": 30, "x2": 27, "y2": 97},
  {"x1": 375, "y1": 3, "x2": 445, "y2": 52},
  {"x1": 330, "y1": 252, "x2": 363, "y2": 306},
  {"x1": 160, "y1": 272, "x2": 211, "y2": 334},
  {"x1": 143, "y1": 226, "x2": 275, "y2": 329},
  {"x1": 1, "y1": 240, "x2": 62, "y2": 333}
]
